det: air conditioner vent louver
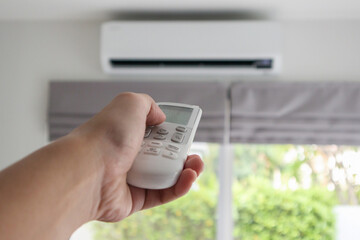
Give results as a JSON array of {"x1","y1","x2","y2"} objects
[{"x1": 110, "y1": 59, "x2": 273, "y2": 69}]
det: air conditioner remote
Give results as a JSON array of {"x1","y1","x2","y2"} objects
[{"x1": 127, "y1": 102, "x2": 202, "y2": 189}]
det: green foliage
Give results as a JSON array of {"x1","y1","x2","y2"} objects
[
  {"x1": 233, "y1": 144, "x2": 294, "y2": 181},
  {"x1": 233, "y1": 177, "x2": 336, "y2": 240}
]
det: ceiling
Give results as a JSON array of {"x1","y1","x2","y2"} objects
[{"x1": 1, "y1": 0, "x2": 360, "y2": 21}]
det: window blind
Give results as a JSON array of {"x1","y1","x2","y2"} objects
[
  {"x1": 230, "y1": 82, "x2": 360, "y2": 145},
  {"x1": 49, "y1": 81, "x2": 227, "y2": 143}
]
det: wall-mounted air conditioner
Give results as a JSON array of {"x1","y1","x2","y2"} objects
[{"x1": 101, "y1": 21, "x2": 282, "y2": 76}]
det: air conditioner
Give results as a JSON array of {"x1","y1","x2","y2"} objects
[{"x1": 101, "y1": 21, "x2": 282, "y2": 76}]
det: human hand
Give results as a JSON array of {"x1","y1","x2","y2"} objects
[{"x1": 73, "y1": 92, "x2": 204, "y2": 222}]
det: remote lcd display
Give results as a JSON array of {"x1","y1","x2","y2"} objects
[{"x1": 159, "y1": 105, "x2": 193, "y2": 125}]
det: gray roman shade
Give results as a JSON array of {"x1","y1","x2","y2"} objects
[
  {"x1": 49, "y1": 81, "x2": 227, "y2": 143},
  {"x1": 231, "y1": 82, "x2": 360, "y2": 145}
]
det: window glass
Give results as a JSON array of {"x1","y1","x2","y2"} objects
[{"x1": 232, "y1": 144, "x2": 360, "y2": 240}]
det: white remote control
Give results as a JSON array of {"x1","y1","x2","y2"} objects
[{"x1": 127, "y1": 102, "x2": 202, "y2": 189}]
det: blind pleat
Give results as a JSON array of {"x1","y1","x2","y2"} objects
[
  {"x1": 231, "y1": 82, "x2": 360, "y2": 145},
  {"x1": 49, "y1": 81, "x2": 227, "y2": 143}
]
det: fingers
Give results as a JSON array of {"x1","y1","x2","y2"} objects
[
  {"x1": 161, "y1": 155, "x2": 203, "y2": 202},
  {"x1": 139, "y1": 155, "x2": 203, "y2": 210},
  {"x1": 184, "y1": 154, "x2": 204, "y2": 176},
  {"x1": 172, "y1": 168, "x2": 198, "y2": 198},
  {"x1": 140, "y1": 169, "x2": 197, "y2": 211}
]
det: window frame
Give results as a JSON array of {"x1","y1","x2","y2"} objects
[{"x1": 216, "y1": 91, "x2": 234, "y2": 240}]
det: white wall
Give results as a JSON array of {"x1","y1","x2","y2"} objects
[
  {"x1": 0, "y1": 21, "x2": 105, "y2": 169},
  {"x1": 282, "y1": 21, "x2": 360, "y2": 81},
  {"x1": 1, "y1": 20, "x2": 360, "y2": 169}
]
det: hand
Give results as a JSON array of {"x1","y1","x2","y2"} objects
[
  {"x1": 0, "y1": 92, "x2": 203, "y2": 240},
  {"x1": 73, "y1": 92, "x2": 204, "y2": 222}
]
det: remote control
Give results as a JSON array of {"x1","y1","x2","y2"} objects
[{"x1": 127, "y1": 102, "x2": 202, "y2": 189}]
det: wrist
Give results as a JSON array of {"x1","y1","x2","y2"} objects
[{"x1": 61, "y1": 132, "x2": 105, "y2": 221}]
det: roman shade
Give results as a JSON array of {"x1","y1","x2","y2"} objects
[
  {"x1": 49, "y1": 81, "x2": 227, "y2": 143},
  {"x1": 231, "y1": 82, "x2": 360, "y2": 145}
]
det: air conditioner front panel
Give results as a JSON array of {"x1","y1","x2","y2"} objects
[{"x1": 101, "y1": 21, "x2": 282, "y2": 75}]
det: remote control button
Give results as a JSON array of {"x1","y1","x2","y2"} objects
[
  {"x1": 166, "y1": 144, "x2": 180, "y2": 153},
  {"x1": 154, "y1": 134, "x2": 166, "y2": 140},
  {"x1": 138, "y1": 141, "x2": 146, "y2": 153},
  {"x1": 148, "y1": 141, "x2": 163, "y2": 147},
  {"x1": 171, "y1": 133, "x2": 184, "y2": 143},
  {"x1": 162, "y1": 150, "x2": 178, "y2": 160},
  {"x1": 144, "y1": 128, "x2": 152, "y2": 138},
  {"x1": 157, "y1": 128, "x2": 169, "y2": 135},
  {"x1": 176, "y1": 126, "x2": 187, "y2": 133},
  {"x1": 144, "y1": 147, "x2": 161, "y2": 155}
]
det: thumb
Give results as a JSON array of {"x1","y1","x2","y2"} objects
[
  {"x1": 138, "y1": 94, "x2": 166, "y2": 126},
  {"x1": 146, "y1": 101, "x2": 166, "y2": 126}
]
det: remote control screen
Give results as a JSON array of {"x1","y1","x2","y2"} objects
[{"x1": 159, "y1": 105, "x2": 193, "y2": 125}]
